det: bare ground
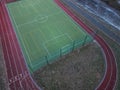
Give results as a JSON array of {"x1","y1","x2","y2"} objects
[
  {"x1": 65, "y1": 3, "x2": 120, "y2": 89},
  {"x1": 32, "y1": 43, "x2": 105, "y2": 90}
]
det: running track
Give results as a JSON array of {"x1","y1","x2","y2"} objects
[
  {"x1": 0, "y1": 0, "x2": 117, "y2": 90},
  {"x1": 0, "y1": 0, "x2": 40, "y2": 90}
]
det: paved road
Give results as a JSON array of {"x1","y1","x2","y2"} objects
[{"x1": 62, "y1": 0, "x2": 120, "y2": 45}]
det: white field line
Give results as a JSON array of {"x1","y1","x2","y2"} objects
[
  {"x1": 7, "y1": 5, "x2": 41, "y2": 90},
  {"x1": 25, "y1": 30, "x2": 48, "y2": 68},
  {"x1": 43, "y1": 45, "x2": 50, "y2": 56},
  {"x1": 22, "y1": 37, "x2": 33, "y2": 67},
  {"x1": 66, "y1": 33, "x2": 73, "y2": 42},
  {"x1": 43, "y1": 33, "x2": 65, "y2": 55},
  {"x1": 43, "y1": 33, "x2": 72, "y2": 55},
  {"x1": 43, "y1": 33, "x2": 66, "y2": 45},
  {"x1": 1, "y1": 5, "x2": 18, "y2": 89},
  {"x1": 0, "y1": 18, "x2": 15, "y2": 88},
  {"x1": 63, "y1": 7, "x2": 87, "y2": 35},
  {"x1": 69, "y1": 1, "x2": 118, "y2": 88},
  {"x1": 8, "y1": 7, "x2": 33, "y2": 74},
  {"x1": 5, "y1": 5, "x2": 31, "y2": 89},
  {"x1": 6, "y1": 3, "x2": 28, "y2": 77},
  {"x1": 17, "y1": 11, "x2": 62, "y2": 27}
]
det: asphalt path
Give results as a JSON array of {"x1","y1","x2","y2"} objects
[
  {"x1": 55, "y1": 0, "x2": 117, "y2": 90},
  {"x1": 62, "y1": 0, "x2": 120, "y2": 45}
]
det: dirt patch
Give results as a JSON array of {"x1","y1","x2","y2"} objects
[
  {"x1": 33, "y1": 43, "x2": 105, "y2": 90},
  {"x1": 64, "y1": 3, "x2": 120, "y2": 89}
]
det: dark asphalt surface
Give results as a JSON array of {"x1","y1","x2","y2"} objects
[{"x1": 62, "y1": 0, "x2": 120, "y2": 44}]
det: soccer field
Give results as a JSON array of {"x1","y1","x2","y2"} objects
[{"x1": 7, "y1": 0, "x2": 92, "y2": 72}]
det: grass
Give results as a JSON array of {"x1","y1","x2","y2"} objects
[
  {"x1": 33, "y1": 43, "x2": 105, "y2": 90},
  {"x1": 6, "y1": 0, "x2": 92, "y2": 72},
  {"x1": 66, "y1": 3, "x2": 120, "y2": 89},
  {"x1": 59, "y1": 1, "x2": 120, "y2": 89}
]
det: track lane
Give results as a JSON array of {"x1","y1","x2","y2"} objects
[
  {"x1": 0, "y1": 1, "x2": 40, "y2": 90},
  {"x1": 0, "y1": 0, "x2": 117, "y2": 90},
  {"x1": 54, "y1": 0, "x2": 117, "y2": 90}
]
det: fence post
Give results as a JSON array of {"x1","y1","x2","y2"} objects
[
  {"x1": 28, "y1": 64, "x2": 34, "y2": 73},
  {"x1": 45, "y1": 56, "x2": 49, "y2": 65},
  {"x1": 60, "y1": 48, "x2": 62, "y2": 57},
  {"x1": 82, "y1": 35, "x2": 87, "y2": 46},
  {"x1": 72, "y1": 41, "x2": 75, "y2": 51}
]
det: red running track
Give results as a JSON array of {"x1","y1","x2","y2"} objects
[
  {"x1": 54, "y1": 0, "x2": 117, "y2": 90},
  {"x1": 0, "y1": 1, "x2": 40, "y2": 90},
  {"x1": 0, "y1": 0, "x2": 117, "y2": 90}
]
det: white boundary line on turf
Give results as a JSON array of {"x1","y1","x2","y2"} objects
[
  {"x1": 28, "y1": 32, "x2": 46, "y2": 57},
  {"x1": 37, "y1": 34, "x2": 71, "y2": 68},
  {"x1": 4, "y1": 4, "x2": 18, "y2": 84},
  {"x1": 7, "y1": 0, "x2": 81, "y2": 72},
  {"x1": 8, "y1": 0, "x2": 80, "y2": 73},
  {"x1": 35, "y1": 15, "x2": 48, "y2": 23},
  {"x1": 22, "y1": 28, "x2": 48, "y2": 68},
  {"x1": 63, "y1": 11, "x2": 85, "y2": 34},
  {"x1": 42, "y1": 33, "x2": 67, "y2": 56},
  {"x1": 18, "y1": 1, "x2": 24, "y2": 7},
  {"x1": 43, "y1": 45, "x2": 50, "y2": 56},
  {"x1": 18, "y1": 11, "x2": 62, "y2": 27},
  {"x1": 60, "y1": 0, "x2": 117, "y2": 89},
  {"x1": 29, "y1": 29, "x2": 47, "y2": 41},
  {"x1": 1, "y1": 6, "x2": 20, "y2": 89},
  {"x1": 18, "y1": 0, "x2": 31, "y2": 15},
  {"x1": 6, "y1": 4, "x2": 41, "y2": 90},
  {"x1": 0, "y1": 17, "x2": 15, "y2": 89},
  {"x1": 32, "y1": 58, "x2": 47, "y2": 69},
  {"x1": 5, "y1": 5, "x2": 30, "y2": 89},
  {"x1": 18, "y1": 20, "x2": 37, "y2": 27},
  {"x1": 43, "y1": 33, "x2": 66, "y2": 45},
  {"x1": 43, "y1": 33, "x2": 73, "y2": 55},
  {"x1": 21, "y1": 36, "x2": 33, "y2": 66},
  {"x1": 66, "y1": 33, "x2": 73, "y2": 42},
  {"x1": 30, "y1": 3, "x2": 38, "y2": 13},
  {"x1": 10, "y1": 6, "x2": 48, "y2": 68},
  {"x1": 68, "y1": 1, "x2": 118, "y2": 89},
  {"x1": 8, "y1": 7, "x2": 33, "y2": 70},
  {"x1": 58, "y1": 10, "x2": 89, "y2": 41}
]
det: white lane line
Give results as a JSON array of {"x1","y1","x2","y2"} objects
[
  {"x1": 1, "y1": 5, "x2": 16, "y2": 89},
  {"x1": 6, "y1": 5, "x2": 30, "y2": 88},
  {"x1": 4, "y1": 5, "x2": 22, "y2": 88},
  {"x1": 8, "y1": 7, "x2": 40, "y2": 89},
  {"x1": 18, "y1": 11, "x2": 62, "y2": 27},
  {"x1": 8, "y1": 7, "x2": 32, "y2": 71},
  {"x1": 7, "y1": 4, "x2": 40, "y2": 90},
  {"x1": 6, "y1": 6, "x2": 29, "y2": 89}
]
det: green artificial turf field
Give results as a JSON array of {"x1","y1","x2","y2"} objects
[{"x1": 7, "y1": 0, "x2": 92, "y2": 72}]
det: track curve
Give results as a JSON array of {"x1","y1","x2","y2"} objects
[
  {"x1": 54, "y1": 0, "x2": 117, "y2": 90},
  {"x1": 0, "y1": 0, "x2": 117, "y2": 90}
]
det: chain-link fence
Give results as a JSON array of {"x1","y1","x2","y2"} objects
[{"x1": 29, "y1": 35, "x2": 93, "y2": 73}]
